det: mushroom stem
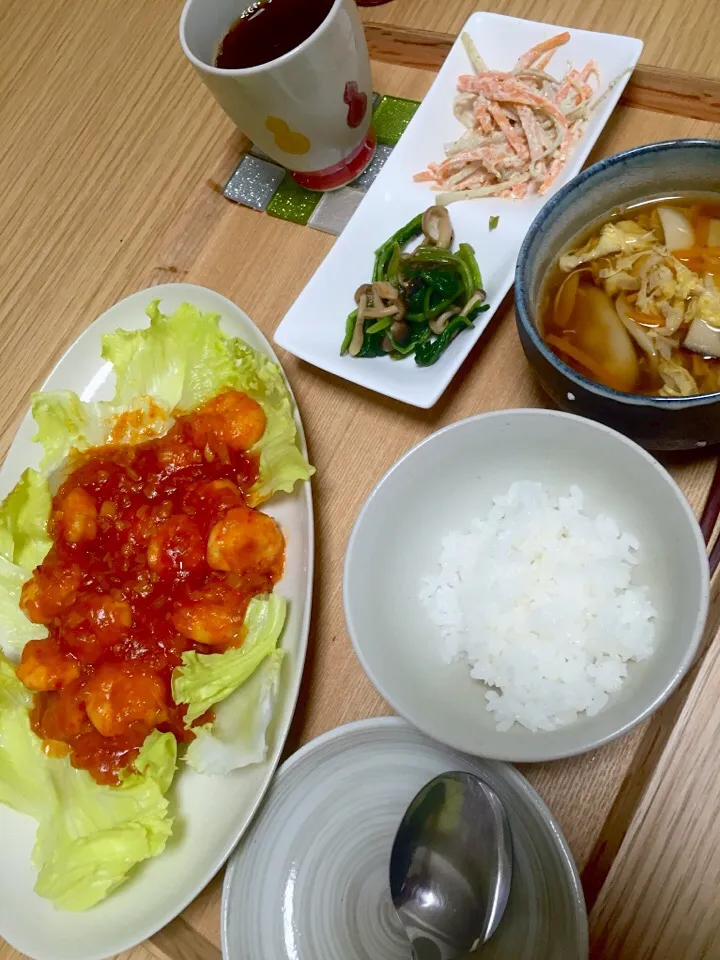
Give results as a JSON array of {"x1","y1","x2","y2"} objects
[
  {"x1": 422, "y1": 205, "x2": 454, "y2": 248},
  {"x1": 363, "y1": 304, "x2": 400, "y2": 319},
  {"x1": 372, "y1": 281, "x2": 399, "y2": 301},
  {"x1": 460, "y1": 290, "x2": 486, "y2": 317},
  {"x1": 349, "y1": 295, "x2": 368, "y2": 356},
  {"x1": 429, "y1": 307, "x2": 460, "y2": 334},
  {"x1": 354, "y1": 283, "x2": 373, "y2": 305}
]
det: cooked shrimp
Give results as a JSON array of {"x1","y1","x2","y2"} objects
[
  {"x1": 183, "y1": 479, "x2": 245, "y2": 520},
  {"x1": 83, "y1": 663, "x2": 168, "y2": 737},
  {"x1": 20, "y1": 561, "x2": 83, "y2": 624},
  {"x1": 189, "y1": 390, "x2": 266, "y2": 454},
  {"x1": 60, "y1": 594, "x2": 132, "y2": 662},
  {"x1": 207, "y1": 505, "x2": 284, "y2": 579},
  {"x1": 154, "y1": 433, "x2": 203, "y2": 471},
  {"x1": 34, "y1": 685, "x2": 92, "y2": 739},
  {"x1": 17, "y1": 639, "x2": 81, "y2": 691},
  {"x1": 415, "y1": 31, "x2": 601, "y2": 201},
  {"x1": 147, "y1": 515, "x2": 205, "y2": 575},
  {"x1": 53, "y1": 488, "x2": 97, "y2": 544},
  {"x1": 172, "y1": 581, "x2": 248, "y2": 646}
]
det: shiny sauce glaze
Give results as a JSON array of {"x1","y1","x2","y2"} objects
[{"x1": 17, "y1": 390, "x2": 285, "y2": 785}]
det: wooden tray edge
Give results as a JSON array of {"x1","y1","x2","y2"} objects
[{"x1": 365, "y1": 22, "x2": 720, "y2": 124}]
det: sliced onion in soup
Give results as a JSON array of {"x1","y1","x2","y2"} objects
[{"x1": 553, "y1": 269, "x2": 581, "y2": 328}]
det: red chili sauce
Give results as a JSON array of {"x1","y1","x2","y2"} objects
[{"x1": 16, "y1": 390, "x2": 285, "y2": 785}]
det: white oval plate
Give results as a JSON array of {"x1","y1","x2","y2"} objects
[
  {"x1": 222, "y1": 717, "x2": 588, "y2": 960},
  {"x1": 0, "y1": 283, "x2": 314, "y2": 960},
  {"x1": 274, "y1": 13, "x2": 643, "y2": 408}
]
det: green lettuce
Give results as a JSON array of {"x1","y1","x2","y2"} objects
[
  {"x1": 0, "y1": 655, "x2": 52, "y2": 818},
  {"x1": 0, "y1": 655, "x2": 177, "y2": 910},
  {"x1": 0, "y1": 469, "x2": 52, "y2": 656},
  {"x1": 184, "y1": 650, "x2": 284, "y2": 775},
  {"x1": 172, "y1": 594, "x2": 286, "y2": 727},
  {"x1": 31, "y1": 392, "x2": 168, "y2": 473},
  {"x1": 31, "y1": 301, "x2": 314, "y2": 501}
]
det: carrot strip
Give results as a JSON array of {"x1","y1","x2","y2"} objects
[
  {"x1": 414, "y1": 29, "x2": 600, "y2": 200},
  {"x1": 673, "y1": 247, "x2": 720, "y2": 259},
  {"x1": 487, "y1": 102, "x2": 529, "y2": 159},
  {"x1": 515, "y1": 31, "x2": 570, "y2": 70},
  {"x1": 545, "y1": 334, "x2": 630, "y2": 391}
]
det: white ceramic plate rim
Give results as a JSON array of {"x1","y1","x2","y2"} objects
[
  {"x1": 343, "y1": 409, "x2": 709, "y2": 762},
  {"x1": 274, "y1": 13, "x2": 643, "y2": 408},
  {"x1": 0, "y1": 283, "x2": 314, "y2": 960},
  {"x1": 220, "y1": 715, "x2": 587, "y2": 957}
]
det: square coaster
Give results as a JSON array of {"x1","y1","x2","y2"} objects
[
  {"x1": 223, "y1": 154, "x2": 285, "y2": 211},
  {"x1": 308, "y1": 187, "x2": 365, "y2": 235},
  {"x1": 372, "y1": 95, "x2": 421, "y2": 146},
  {"x1": 351, "y1": 143, "x2": 393, "y2": 192},
  {"x1": 266, "y1": 173, "x2": 322, "y2": 225}
]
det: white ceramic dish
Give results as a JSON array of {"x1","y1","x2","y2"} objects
[
  {"x1": 344, "y1": 410, "x2": 708, "y2": 761},
  {"x1": 0, "y1": 284, "x2": 314, "y2": 960},
  {"x1": 221, "y1": 717, "x2": 588, "y2": 959},
  {"x1": 274, "y1": 13, "x2": 643, "y2": 408}
]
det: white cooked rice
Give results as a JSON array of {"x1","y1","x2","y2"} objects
[{"x1": 418, "y1": 481, "x2": 657, "y2": 732}]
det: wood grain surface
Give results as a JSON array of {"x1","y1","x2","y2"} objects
[{"x1": 1, "y1": 1, "x2": 720, "y2": 959}]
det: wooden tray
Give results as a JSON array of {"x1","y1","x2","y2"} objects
[{"x1": 6, "y1": 23, "x2": 720, "y2": 960}]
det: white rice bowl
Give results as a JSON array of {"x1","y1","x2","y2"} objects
[{"x1": 419, "y1": 481, "x2": 657, "y2": 732}]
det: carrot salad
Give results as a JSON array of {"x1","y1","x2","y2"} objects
[{"x1": 415, "y1": 31, "x2": 601, "y2": 202}]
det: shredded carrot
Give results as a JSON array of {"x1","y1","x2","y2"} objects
[
  {"x1": 545, "y1": 334, "x2": 628, "y2": 391},
  {"x1": 673, "y1": 247, "x2": 720, "y2": 275},
  {"x1": 673, "y1": 246, "x2": 720, "y2": 259},
  {"x1": 515, "y1": 31, "x2": 571, "y2": 70},
  {"x1": 693, "y1": 215, "x2": 710, "y2": 249},
  {"x1": 415, "y1": 31, "x2": 601, "y2": 202}
]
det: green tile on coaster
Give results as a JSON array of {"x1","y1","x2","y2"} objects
[
  {"x1": 372, "y1": 95, "x2": 420, "y2": 146},
  {"x1": 266, "y1": 174, "x2": 321, "y2": 225}
]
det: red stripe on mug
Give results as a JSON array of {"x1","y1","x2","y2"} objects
[{"x1": 291, "y1": 130, "x2": 377, "y2": 192}]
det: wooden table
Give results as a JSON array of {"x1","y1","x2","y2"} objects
[{"x1": 2, "y1": 2, "x2": 720, "y2": 959}]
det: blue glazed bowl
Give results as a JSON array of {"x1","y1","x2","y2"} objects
[{"x1": 515, "y1": 138, "x2": 720, "y2": 452}]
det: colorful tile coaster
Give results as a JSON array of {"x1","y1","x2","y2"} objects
[
  {"x1": 372, "y1": 95, "x2": 420, "y2": 146},
  {"x1": 266, "y1": 173, "x2": 321, "y2": 226},
  {"x1": 223, "y1": 155, "x2": 285, "y2": 211},
  {"x1": 222, "y1": 93, "x2": 419, "y2": 236},
  {"x1": 307, "y1": 187, "x2": 365, "y2": 235}
]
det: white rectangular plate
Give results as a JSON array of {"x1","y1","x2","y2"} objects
[
  {"x1": 0, "y1": 284, "x2": 313, "y2": 960},
  {"x1": 274, "y1": 13, "x2": 643, "y2": 408}
]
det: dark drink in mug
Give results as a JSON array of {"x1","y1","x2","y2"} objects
[{"x1": 180, "y1": 0, "x2": 376, "y2": 190}]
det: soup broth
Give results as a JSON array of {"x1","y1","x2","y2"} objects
[{"x1": 540, "y1": 195, "x2": 720, "y2": 397}]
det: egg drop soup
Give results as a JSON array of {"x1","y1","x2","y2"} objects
[{"x1": 540, "y1": 196, "x2": 720, "y2": 396}]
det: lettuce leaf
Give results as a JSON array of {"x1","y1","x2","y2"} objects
[
  {"x1": 184, "y1": 649, "x2": 283, "y2": 775},
  {"x1": 31, "y1": 391, "x2": 170, "y2": 473},
  {"x1": 231, "y1": 339, "x2": 314, "y2": 505},
  {"x1": 102, "y1": 301, "x2": 239, "y2": 414},
  {"x1": 31, "y1": 301, "x2": 314, "y2": 501},
  {"x1": 0, "y1": 470, "x2": 52, "y2": 657},
  {"x1": 0, "y1": 655, "x2": 52, "y2": 818},
  {"x1": 0, "y1": 468, "x2": 52, "y2": 571},
  {"x1": 172, "y1": 594, "x2": 286, "y2": 727},
  {"x1": 0, "y1": 654, "x2": 177, "y2": 910}
]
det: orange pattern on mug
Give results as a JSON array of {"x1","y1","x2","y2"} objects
[{"x1": 265, "y1": 117, "x2": 311, "y2": 155}]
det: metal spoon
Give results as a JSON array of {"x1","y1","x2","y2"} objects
[{"x1": 390, "y1": 771, "x2": 512, "y2": 960}]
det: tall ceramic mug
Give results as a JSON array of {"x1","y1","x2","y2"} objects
[{"x1": 179, "y1": 0, "x2": 375, "y2": 190}]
